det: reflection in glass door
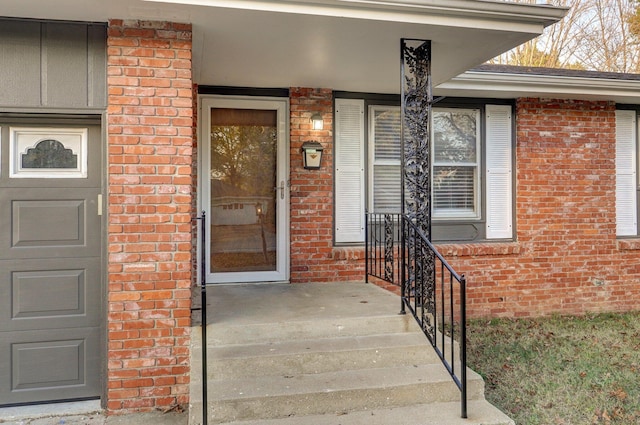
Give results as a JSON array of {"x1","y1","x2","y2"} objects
[{"x1": 202, "y1": 97, "x2": 289, "y2": 283}]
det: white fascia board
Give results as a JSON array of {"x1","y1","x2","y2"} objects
[
  {"x1": 143, "y1": 0, "x2": 566, "y2": 31},
  {"x1": 436, "y1": 71, "x2": 640, "y2": 104}
]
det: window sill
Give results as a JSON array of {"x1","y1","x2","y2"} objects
[
  {"x1": 617, "y1": 239, "x2": 640, "y2": 251},
  {"x1": 434, "y1": 241, "x2": 521, "y2": 257},
  {"x1": 332, "y1": 241, "x2": 521, "y2": 258}
]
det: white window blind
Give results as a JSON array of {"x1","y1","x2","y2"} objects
[
  {"x1": 485, "y1": 104, "x2": 513, "y2": 239},
  {"x1": 370, "y1": 106, "x2": 402, "y2": 213},
  {"x1": 433, "y1": 108, "x2": 480, "y2": 218},
  {"x1": 616, "y1": 109, "x2": 637, "y2": 236},
  {"x1": 335, "y1": 98, "x2": 365, "y2": 243}
]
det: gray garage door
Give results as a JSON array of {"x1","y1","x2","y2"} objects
[{"x1": 0, "y1": 119, "x2": 103, "y2": 406}]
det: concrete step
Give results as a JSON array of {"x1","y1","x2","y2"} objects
[
  {"x1": 215, "y1": 400, "x2": 514, "y2": 425},
  {"x1": 189, "y1": 283, "x2": 512, "y2": 425},
  {"x1": 209, "y1": 332, "x2": 441, "y2": 379},
  {"x1": 207, "y1": 364, "x2": 486, "y2": 424},
  {"x1": 208, "y1": 314, "x2": 418, "y2": 346}
]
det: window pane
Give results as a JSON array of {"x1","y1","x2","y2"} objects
[
  {"x1": 372, "y1": 107, "x2": 402, "y2": 213},
  {"x1": 433, "y1": 166, "x2": 476, "y2": 215},
  {"x1": 373, "y1": 108, "x2": 401, "y2": 161},
  {"x1": 373, "y1": 164, "x2": 401, "y2": 213},
  {"x1": 433, "y1": 108, "x2": 480, "y2": 218},
  {"x1": 433, "y1": 110, "x2": 477, "y2": 163}
]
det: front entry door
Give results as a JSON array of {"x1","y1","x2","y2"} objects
[
  {"x1": 202, "y1": 96, "x2": 289, "y2": 283},
  {"x1": 0, "y1": 119, "x2": 102, "y2": 406}
]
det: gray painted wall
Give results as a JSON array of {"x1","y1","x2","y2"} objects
[{"x1": 0, "y1": 19, "x2": 106, "y2": 110}]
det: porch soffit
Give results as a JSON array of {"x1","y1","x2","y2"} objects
[{"x1": 0, "y1": 0, "x2": 566, "y2": 93}]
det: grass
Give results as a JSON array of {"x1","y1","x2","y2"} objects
[{"x1": 467, "y1": 312, "x2": 640, "y2": 425}]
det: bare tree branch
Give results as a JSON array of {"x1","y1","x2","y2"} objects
[{"x1": 490, "y1": 0, "x2": 640, "y2": 72}]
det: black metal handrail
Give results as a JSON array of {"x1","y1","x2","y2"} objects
[{"x1": 365, "y1": 212, "x2": 468, "y2": 419}]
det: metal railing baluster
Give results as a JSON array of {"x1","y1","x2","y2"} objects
[{"x1": 365, "y1": 212, "x2": 468, "y2": 419}]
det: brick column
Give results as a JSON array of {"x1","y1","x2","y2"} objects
[
  {"x1": 289, "y1": 88, "x2": 335, "y2": 282},
  {"x1": 106, "y1": 19, "x2": 193, "y2": 412}
]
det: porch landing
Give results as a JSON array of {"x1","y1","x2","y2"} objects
[{"x1": 189, "y1": 281, "x2": 513, "y2": 425}]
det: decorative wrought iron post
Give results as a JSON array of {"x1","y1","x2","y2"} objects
[
  {"x1": 401, "y1": 38, "x2": 435, "y2": 326},
  {"x1": 401, "y1": 38, "x2": 432, "y2": 233}
]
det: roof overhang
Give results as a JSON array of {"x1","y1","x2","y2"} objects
[
  {"x1": 436, "y1": 68, "x2": 640, "y2": 104},
  {"x1": 1, "y1": 0, "x2": 567, "y2": 93}
]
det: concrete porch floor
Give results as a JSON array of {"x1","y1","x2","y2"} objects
[
  {"x1": 198, "y1": 281, "x2": 404, "y2": 326},
  {"x1": 188, "y1": 281, "x2": 513, "y2": 425}
]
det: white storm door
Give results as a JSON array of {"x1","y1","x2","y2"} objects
[{"x1": 201, "y1": 96, "x2": 289, "y2": 283}]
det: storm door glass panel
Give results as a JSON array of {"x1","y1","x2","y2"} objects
[{"x1": 210, "y1": 108, "x2": 277, "y2": 273}]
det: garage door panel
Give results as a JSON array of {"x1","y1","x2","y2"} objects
[
  {"x1": 13, "y1": 339, "x2": 85, "y2": 390},
  {"x1": 12, "y1": 199, "x2": 85, "y2": 247},
  {"x1": 0, "y1": 120, "x2": 102, "y2": 407},
  {"x1": 0, "y1": 188, "x2": 100, "y2": 259},
  {"x1": 0, "y1": 328, "x2": 100, "y2": 405},
  {"x1": 0, "y1": 257, "x2": 101, "y2": 332}
]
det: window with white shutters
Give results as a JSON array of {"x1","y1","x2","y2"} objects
[{"x1": 335, "y1": 96, "x2": 514, "y2": 243}]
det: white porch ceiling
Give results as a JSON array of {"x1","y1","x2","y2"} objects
[{"x1": 0, "y1": 0, "x2": 566, "y2": 93}]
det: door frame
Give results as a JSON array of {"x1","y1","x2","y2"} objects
[{"x1": 199, "y1": 95, "x2": 290, "y2": 284}]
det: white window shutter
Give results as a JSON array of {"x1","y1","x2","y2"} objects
[
  {"x1": 616, "y1": 110, "x2": 637, "y2": 236},
  {"x1": 335, "y1": 98, "x2": 365, "y2": 243},
  {"x1": 485, "y1": 105, "x2": 513, "y2": 239}
]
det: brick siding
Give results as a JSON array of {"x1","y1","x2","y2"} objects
[
  {"x1": 289, "y1": 88, "x2": 365, "y2": 282},
  {"x1": 452, "y1": 98, "x2": 640, "y2": 318},
  {"x1": 405, "y1": 98, "x2": 639, "y2": 318},
  {"x1": 106, "y1": 19, "x2": 193, "y2": 412},
  {"x1": 300, "y1": 96, "x2": 640, "y2": 318}
]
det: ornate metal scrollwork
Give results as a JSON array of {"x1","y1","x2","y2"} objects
[
  {"x1": 383, "y1": 213, "x2": 394, "y2": 282},
  {"x1": 401, "y1": 39, "x2": 436, "y2": 336}
]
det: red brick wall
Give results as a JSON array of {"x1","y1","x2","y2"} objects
[
  {"x1": 289, "y1": 88, "x2": 364, "y2": 282},
  {"x1": 440, "y1": 98, "x2": 640, "y2": 318},
  {"x1": 106, "y1": 19, "x2": 193, "y2": 412},
  {"x1": 315, "y1": 97, "x2": 640, "y2": 318}
]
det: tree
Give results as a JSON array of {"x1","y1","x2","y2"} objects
[
  {"x1": 572, "y1": 0, "x2": 640, "y2": 73},
  {"x1": 491, "y1": 0, "x2": 589, "y2": 69},
  {"x1": 629, "y1": 0, "x2": 640, "y2": 37},
  {"x1": 491, "y1": 0, "x2": 640, "y2": 73},
  {"x1": 210, "y1": 124, "x2": 277, "y2": 196}
]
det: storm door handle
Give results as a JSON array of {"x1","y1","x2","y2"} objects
[{"x1": 274, "y1": 181, "x2": 285, "y2": 200}]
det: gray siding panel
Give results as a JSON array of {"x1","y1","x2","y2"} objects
[
  {"x1": 42, "y1": 23, "x2": 89, "y2": 108},
  {"x1": 88, "y1": 24, "x2": 107, "y2": 108},
  {"x1": 0, "y1": 19, "x2": 106, "y2": 110},
  {"x1": 0, "y1": 20, "x2": 42, "y2": 107}
]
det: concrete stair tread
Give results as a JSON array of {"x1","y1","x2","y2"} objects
[
  {"x1": 211, "y1": 331, "x2": 431, "y2": 358},
  {"x1": 209, "y1": 314, "x2": 420, "y2": 345},
  {"x1": 208, "y1": 345, "x2": 442, "y2": 380},
  {"x1": 214, "y1": 400, "x2": 514, "y2": 425},
  {"x1": 210, "y1": 364, "x2": 483, "y2": 401}
]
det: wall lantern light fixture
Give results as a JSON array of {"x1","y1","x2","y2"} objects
[
  {"x1": 310, "y1": 113, "x2": 324, "y2": 130},
  {"x1": 301, "y1": 141, "x2": 324, "y2": 170}
]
